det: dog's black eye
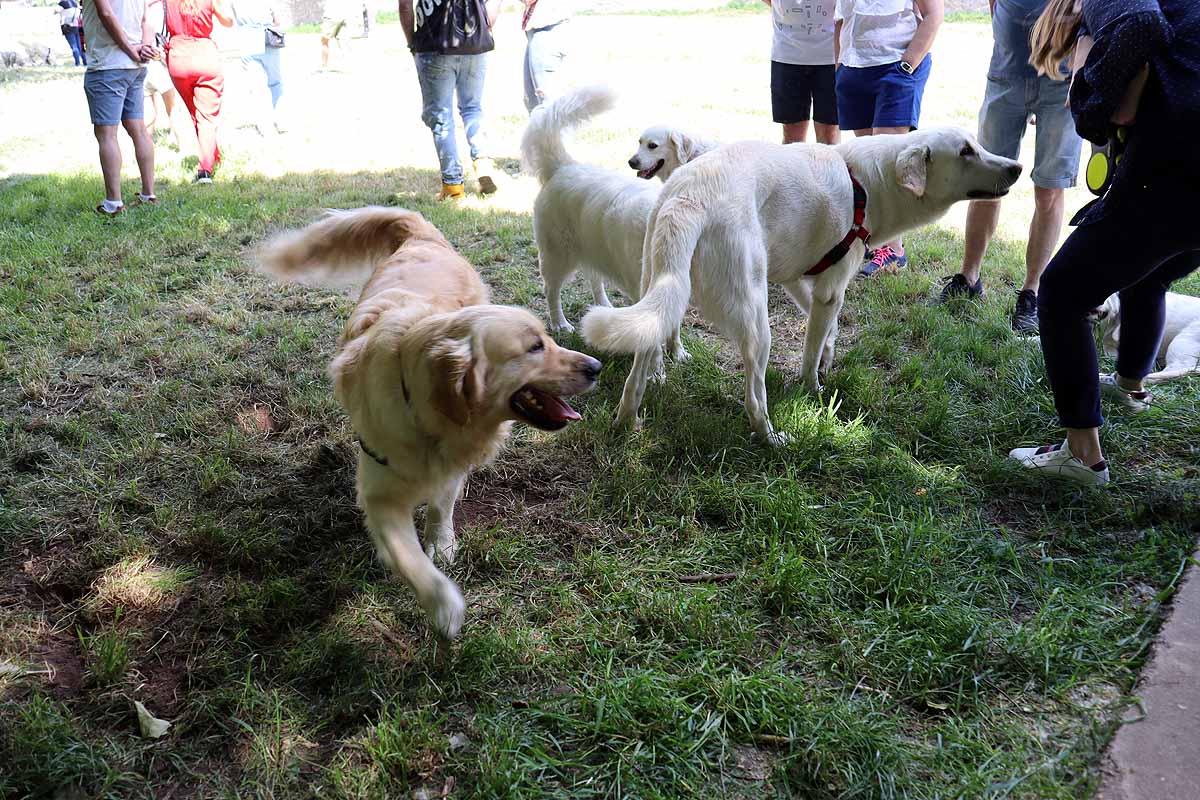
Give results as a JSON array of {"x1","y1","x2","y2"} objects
[
  {"x1": 959, "y1": 144, "x2": 976, "y2": 158},
  {"x1": 648, "y1": 142, "x2": 658, "y2": 150},
  {"x1": 528, "y1": 340, "x2": 545, "y2": 353}
]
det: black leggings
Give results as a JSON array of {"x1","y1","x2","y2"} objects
[{"x1": 1037, "y1": 180, "x2": 1200, "y2": 429}]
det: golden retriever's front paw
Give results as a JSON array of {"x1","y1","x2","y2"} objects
[
  {"x1": 802, "y1": 375, "x2": 823, "y2": 396},
  {"x1": 425, "y1": 581, "x2": 465, "y2": 641},
  {"x1": 754, "y1": 429, "x2": 792, "y2": 448},
  {"x1": 615, "y1": 409, "x2": 643, "y2": 431}
]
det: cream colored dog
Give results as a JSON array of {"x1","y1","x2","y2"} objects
[
  {"x1": 259, "y1": 208, "x2": 601, "y2": 639},
  {"x1": 1093, "y1": 291, "x2": 1200, "y2": 383},
  {"x1": 583, "y1": 128, "x2": 1023, "y2": 443},
  {"x1": 521, "y1": 85, "x2": 717, "y2": 337}
]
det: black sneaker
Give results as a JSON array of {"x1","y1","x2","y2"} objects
[
  {"x1": 934, "y1": 273, "x2": 984, "y2": 303},
  {"x1": 1012, "y1": 289, "x2": 1039, "y2": 336}
]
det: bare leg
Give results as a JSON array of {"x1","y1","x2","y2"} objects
[
  {"x1": 1024, "y1": 186, "x2": 1066, "y2": 293},
  {"x1": 871, "y1": 125, "x2": 910, "y2": 254},
  {"x1": 94, "y1": 124, "x2": 122, "y2": 202},
  {"x1": 814, "y1": 122, "x2": 840, "y2": 145},
  {"x1": 960, "y1": 199, "x2": 1001, "y2": 284},
  {"x1": 782, "y1": 121, "x2": 809, "y2": 144},
  {"x1": 424, "y1": 474, "x2": 465, "y2": 565},
  {"x1": 364, "y1": 493, "x2": 465, "y2": 639},
  {"x1": 122, "y1": 117, "x2": 155, "y2": 197},
  {"x1": 1066, "y1": 427, "x2": 1104, "y2": 467}
]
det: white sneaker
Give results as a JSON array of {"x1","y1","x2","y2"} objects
[
  {"x1": 1008, "y1": 440, "x2": 1110, "y2": 486},
  {"x1": 1099, "y1": 373, "x2": 1152, "y2": 412}
]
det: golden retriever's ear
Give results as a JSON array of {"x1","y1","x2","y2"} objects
[
  {"x1": 669, "y1": 130, "x2": 699, "y2": 165},
  {"x1": 430, "y1": 338, "x2": 486, "y2": 426},
  {"x1": 896, "y1": 144, "x2": 930, "y2": 197}
]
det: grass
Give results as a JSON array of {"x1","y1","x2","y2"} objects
[{"x1": 2, "y1": 15, "x2": 1199, "y2": 800}]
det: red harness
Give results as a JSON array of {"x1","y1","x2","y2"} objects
[{"x1": 804, "y1": 167, "x2": 871, "y2": 276}]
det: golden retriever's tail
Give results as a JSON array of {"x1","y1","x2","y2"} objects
[
  {"x1": 581, "y1": 196, "x2": 701, "y2": 354},
  {"x1": 521, "y1": 84, "x2": 618, "y2": 185},
  {"x1": 257, "y1": 207, "x2": 438, "y2": 288}
]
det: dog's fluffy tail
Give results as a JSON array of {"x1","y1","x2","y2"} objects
[
  {"x1": 521, "y1": 84, "x2": 618, "y2": 185},
  {"x1": 581, "y1": 196, "x2": 701, "y2": 353},
  {"x1": 257, "y1": 206, "x2": 436, "y2": 288}
]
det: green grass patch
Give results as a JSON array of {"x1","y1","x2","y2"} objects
[{"x1": 1, "y1": 151, "x2": 1197, "y2": 798}]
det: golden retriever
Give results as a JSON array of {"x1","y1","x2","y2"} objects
[{"x1": 259, "y1": 207, "x2": 602, "y2": 639}]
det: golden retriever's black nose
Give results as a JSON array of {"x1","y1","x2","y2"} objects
[
  {"x1": 1006, "y1": 163, "x2": 1023, "y2": 181},
  {"x1": 627, "y1": 157, "x2": 638, "y2": 169},
  {"x1": 581, "y1": 356, "x2": 602, "y2": 380}
]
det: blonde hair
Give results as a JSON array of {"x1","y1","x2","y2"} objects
[{"x1": 1030, "y1": 0, "x2": 1083, "y2": 79}]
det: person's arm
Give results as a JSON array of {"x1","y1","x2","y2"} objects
[
  {"x1": 213, "y1": 0, "x2": 235, "y2": 27},
  {"x1": 902, "y1": 0, "x2": 943, "y2": 69},
  {"x1": 988, "y1": 0, "x2": 994, "y2": 14},
  {"x1": 1071, "y1": 11, "x2": 1169, "y2": 142},
  {"x1": 485, "y1": 0, "x2": 501, "y2": 30},
  {"x1": 138, "y1": 1, "x2": 160, "y2": 61},
  {"x1": 398, "y1": 0, "x2": 414, "y2": 47},
  {"x1": 93, "y1": 0, "x2": 145, "y2": 61}
]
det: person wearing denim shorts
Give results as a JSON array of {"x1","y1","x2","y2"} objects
[
  {"x1": 399, "y1": 0, "x2": 502, "y2": 201},
  {"x1": 834, "y1": 0, "x2": 944, "y2": 276},
  {"x1": 936, "y1": 0, "x2": 1082, "y2": 338},
  {"x1": 82, "y1": 0, "x2": 158, "y2": 216}
]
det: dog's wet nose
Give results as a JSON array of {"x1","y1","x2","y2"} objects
[
  {"x1": 581, "y1": 356, "x2": 602, "y2": 380},
  {"x1": 627, "y1": 157, "x2": 638, "y2": 169},
  {"x1": 1006, "y1": 163, "x2": 1023, "y2": 181}
]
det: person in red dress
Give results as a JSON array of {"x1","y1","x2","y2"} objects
[{"x1": 165, "y1": 0, "x2": 233, "y2": 183}]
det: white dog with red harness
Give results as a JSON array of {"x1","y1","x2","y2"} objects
[{"x1": 582, "y1": 128, "x2": 1023, "y2": 443}]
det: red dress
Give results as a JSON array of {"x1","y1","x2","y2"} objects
[{"x1": 166, "y1": 0, "x2": 223, "y2": 172}]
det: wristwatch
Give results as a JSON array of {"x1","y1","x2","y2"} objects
[{"x1": 899, "y1": 60, "x2": 915, "y2": 74}]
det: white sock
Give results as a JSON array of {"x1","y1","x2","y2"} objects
[
  {"x1": 101, "y1": 199, "x2": 124, "y2": 213},
  {"x1": 137, "y1": 193, "x2": 156, "y2": 202}
]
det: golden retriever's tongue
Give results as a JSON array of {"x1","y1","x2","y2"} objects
[{"x1": 532, "y1": 388, "x2": 580, "y2": 423}]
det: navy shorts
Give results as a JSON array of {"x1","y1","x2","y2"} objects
[
  {"x1": 771, "y1": 61, "x2": 838, "y2": 126},
  {"x1": 835, "y1": 56, "x2": 931, "y2": 132},
  {"x1": 83, "y1": 67, "x2": 146, "y2": 126}
]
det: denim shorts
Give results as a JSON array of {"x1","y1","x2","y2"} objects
[
  {"x1": 83, "y1": 67, "x2": 146, "y2": 125},
  {"x1": 977, "y1": 74, "x2": 1082, "y2": 189},
  {"x1": 835, "y1": 56, "x2": 931, "y2": 131}
]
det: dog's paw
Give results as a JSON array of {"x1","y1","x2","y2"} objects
[
  {"x1": 672, "y1": 346, "x2": 692, "y2": 363},
  {"x1": 425, "y1": 580, "x2": 466, "y2": 641},
  {"x1": 615, "y1": 410, "x2": 643, "y2": 431},
  {"x1": 754, "y1": 429, "x2": 792, "y2": 448},
  {"x1": 425, "y1": 537, "x2": 458, "y2": 566},
  {"x1": 550, "y1": 319, "x2": 575, "y2": 335},
  {"x1": 802, "y1": 375, "x2": 823, "y2": 396}
]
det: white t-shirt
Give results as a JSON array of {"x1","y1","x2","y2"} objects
[
  {"x1": 834, "y1": 0, "x2": 920, "y2": 68},
  {"x1": 59, "y1": 5, "x2": 83, "y2": 27},
  {"x1": 523, "y1": 0, "x2": 572, "y2": 32},
  {"x1": 83, "y1": 0, "x2": 147, "y2": 70},
  {"x1": 771, "y1": 0, "x2": 836, "y2": 66}
]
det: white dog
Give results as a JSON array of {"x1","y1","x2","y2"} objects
[
  {"x1": 1093, "y1": 291, "x2": 1200, "y2": 383},
  {"x1": 582, "y1": 128, "x2": 1023, "y2": 443},
  {"x1": 259, "y1": 208, "x2": 601, "y2": 639},
  {"x1": 628, "y1": 124, "x2": 720, "y2": 181},
  {"x1": 520, "y1": 85, "x2": 717, "y2": 340}
]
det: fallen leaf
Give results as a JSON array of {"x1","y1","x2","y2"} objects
[{"x1": 134, "y1": 701, "x2": 171, "y2": 738}]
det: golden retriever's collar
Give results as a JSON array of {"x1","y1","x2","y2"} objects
[{"x1": 358, "y1": 436, "x2": 390, "y2": 467}]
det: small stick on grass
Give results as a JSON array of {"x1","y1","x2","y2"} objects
[{"x1": 678, "y1": 573, "x2": 738, "y2": 584}]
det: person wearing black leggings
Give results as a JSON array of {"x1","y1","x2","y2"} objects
[{"x1": 1010, "y1": 0, "x2": 1200, "y2": 485}]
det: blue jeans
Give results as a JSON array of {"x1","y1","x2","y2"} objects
[
  {"x1": 413, "y1": 52, "x2": 489, "y2": 185},
  {"x1": 524, "y1": 21, "x2": 569, "y2": 112},
  {"x1": 242, "y1": 46, "x2": 283, "y2": 108},
  {"x1": 63, "y1": 27, "x2": 86, "y2": 66}
]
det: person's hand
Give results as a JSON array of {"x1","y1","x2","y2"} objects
[
  {"x1": 123, "y1": 43, "x2": 145, "y2": 62},
  {"x1": 138, "y1": 43, "x2": 161, "y2": 62}
]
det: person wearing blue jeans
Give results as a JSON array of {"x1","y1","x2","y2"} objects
[
  {"x1": 1008, "y1": 0, "x2": 1200, "y2": 486},
  {"x1": 399, "y1": 0, "x2": 502, "y2": 201},
  {"x1": 936, "y1": 0, "x2": 1082, "y2": 338},
  {"x1": 521, "y1": 0, "x2": 571, "y2": 113},
  {"x1": 236, "y1": 0, "x2": 285, "y2": 132},
  {"x1": 59, "y1": 0, "x2": 88, "y2": 66}
]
